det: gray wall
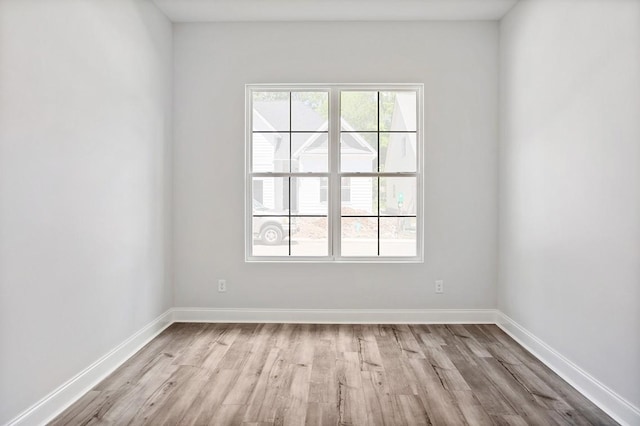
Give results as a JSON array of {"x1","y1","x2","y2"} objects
[
  {"x1": 499, "y1": 0, "x2": 640, "y2": 409},
  {"x1": 0, "y1": 0, "x2": 173, "y2": 423},
  {"x1": 172, "y1": 21, "x2": 499, "y2": 310}
]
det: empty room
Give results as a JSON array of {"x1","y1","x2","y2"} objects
[{"x1": 1, "y1": 0, "x2": 639, "y2": 425}]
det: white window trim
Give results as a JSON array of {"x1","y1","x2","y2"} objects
[{"x1": 245, "y1": 83, "x2": 424, "y2": 263}]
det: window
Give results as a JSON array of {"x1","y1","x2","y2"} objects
[
  {"x1": 320, "y1": 177, "x2": 350, "y2": 203},
  {"x1": 246, "y1": 84, "x2": 423, "y2": 262}
]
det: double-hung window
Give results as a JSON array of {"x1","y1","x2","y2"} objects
[{"x1": 246, "y1": 84, "x2": 423, "y2": 262}]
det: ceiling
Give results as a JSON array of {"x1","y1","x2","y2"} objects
[{"x1": 152, "y1": 0, "x2": 520, "y2": 22}]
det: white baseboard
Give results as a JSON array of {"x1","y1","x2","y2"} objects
[
  {"x1": 6, "y1": 310, "x2": 173, "y2": 426},
  {"x1": 7, "y1": 308, "x2": 638, "y2": 426},
  {"x1": 171, "y1": 307, "x2": 498, "y2": 324},
  {"x1": 496, "y1": 312, "x2": 640, "y2": 426}
]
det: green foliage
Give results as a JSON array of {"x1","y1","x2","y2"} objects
[
  {"x1": 340, "y1": 92, "x2": 398, "y2": 172},
  {"x1": 252, "y1": 91, "x2": 289, "y2": 102},
  {"x1": 253, "y1": 91, "x2": 329, "y2": 120},
  {"x1": 340, "y1": 91, "x2": 396, "y2": 131},
  {"x1": 293, "y1": 92, "x2": 328, "y2": 120},
  {"x1": 253, "y1": 90, "x2": 399, "y2": 132}
]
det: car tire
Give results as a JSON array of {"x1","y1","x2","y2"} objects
[{"x1": 260, "y1": 224, "x2": 283, "y2": 245}]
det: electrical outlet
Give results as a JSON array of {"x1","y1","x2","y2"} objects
[
  {"x1": 435, "y1": 280, "x2": 444, "y2": 294},
  {"x1": 218, "y1": 279, "x2": 227, "y2": 292}
]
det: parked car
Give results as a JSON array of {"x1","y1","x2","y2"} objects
[{"x1": 253, "y1": 200, "x2": 298, "y2": 245}]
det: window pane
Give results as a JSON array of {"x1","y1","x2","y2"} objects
[
  {"x1": 291, "y1": 177, "x2": 328, "y2": 215},
  {"x1": 342, "y1": 177, "x2": 351, "y2": 202},
  {"x1": 291, "y1": 217, "x2": 328, "y2": 256},
  {"x1": 252, "y1": 177, "x2": 289, "y2": 214},
  {"x1": 252, "y1": 216, "x2": 289, "y2": 256},
  {"x1": 380, "y1": 217, "x2": 417, "y2": 257},
  {"x1": 379, "y1": 91, "x2": 417, "y2": 131},
  {"x1": 252, "y1": 133, "x2": 290, "y2": 172},
  {"x1": 341, "y1": 91, "x2": 378, "y2": 131},
  {"x1": 292, "y1": 133, "x2": 328, "y2": 172},
  {"x1": 341, "y1": 217, "x2": 378, "y2": 257},
  {"x1": 248, "y1": 85, "x2": 421, "y2": 261},
  {"x1": 379, "y1": 133, "x2": 416, "y2": 173},
  {"x1": 292, "y1": 92, "x2": 328, "y2": 131},
  {"x1": 380, "y1": 177, "x2": 417, "y2": 216},
  {"x1": 319, "y1": 177, "x2": 328, "y2": 203},
  {"x1": 340, "y1": 132, "x2": 377, "y2": 172},
  {"x1": 341, "y1": 177, "x2": 376, "y2": 216},
  {"x1": 253, "y1": 91, "x2": 290, "y2": 131}
]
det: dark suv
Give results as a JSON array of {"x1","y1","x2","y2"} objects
[{"x1": 253, "y1": 200, "x2": 298, "y2": 245}]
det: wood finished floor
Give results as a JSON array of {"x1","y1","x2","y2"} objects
[{"x1": 51, "y1": 323, "x2": 617, "y2": 426}]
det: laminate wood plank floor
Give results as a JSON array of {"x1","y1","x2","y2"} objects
[{"x1": 51, "y1": 324, "x2": 617, "y2": 426}]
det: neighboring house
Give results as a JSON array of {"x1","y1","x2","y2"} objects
[
  {"x1": 252, "y1": 100, "x2": 377, "y2": 215},
  {"x1": 381, "y1": 92, "x2": 418, "y2": 216}
]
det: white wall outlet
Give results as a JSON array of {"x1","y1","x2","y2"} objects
[
  {"x1": 435, "y1": 280, "x2": 444, "y2": 294},
  {"x1": 218, "y1": 279, "x2": 227, "y2": 292}
]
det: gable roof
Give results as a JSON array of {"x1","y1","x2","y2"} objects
[
  {"x1": 253, "y1": 100, "x2": 376, "y2": 158},
  {"x1": 253, "y1": 100, "x2": 325, "y2": 132}
]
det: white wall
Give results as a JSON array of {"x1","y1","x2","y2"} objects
[
  {"x1": 0, "y1": 0, "x2": 173, "y2": 423},
  {"x1": 173, "y1": 22, "x2": 498, "y2": 309},
  {"x1": 499, "y1": 0, "x2": 640, "y2": 411}
]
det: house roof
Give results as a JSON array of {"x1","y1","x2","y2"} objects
[
  {"x1": 253, "y1": 100, "x2": 325, "y2": 132},
  {"x1": 253, "y1": 101, "x2": 376, "y2": 158}
]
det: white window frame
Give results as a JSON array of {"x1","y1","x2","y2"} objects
[{"x1": 245, "y1": 83, "x2": 424, "y2": 263}]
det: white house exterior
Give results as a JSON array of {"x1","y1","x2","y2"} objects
[
  {"x1": 252, "y1": 101, "x2": 376, "y2": 215},
  {"x1": 382, "y1": 92, "x2": 418, "y2": 216}
]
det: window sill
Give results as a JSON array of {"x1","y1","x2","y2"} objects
[{"x1": 245, "y1": 256, "x2": 424, "y2": 264}]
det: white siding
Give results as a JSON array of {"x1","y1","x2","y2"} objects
[
  {"x1": 297, "y1": 178, "x2": 323, "y2": 214},
  {"x1": 342, "y1": 155, "x2": 375, "y2": 172},
  {"x1": 346, "y1": 178, "x2": 373, "y2": 214},
  {"x1": 252, "y1": 134, "x2": 275, "y2": 172}
]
